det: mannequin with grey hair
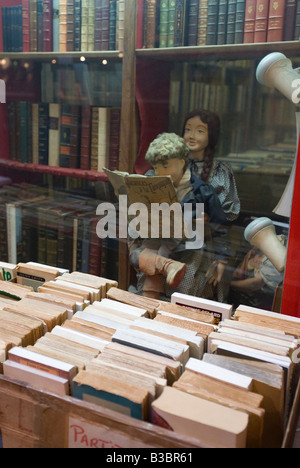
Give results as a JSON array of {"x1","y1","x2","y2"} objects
[{"x1": 128, "y1": 132, "x2": 228, "y2": 300}]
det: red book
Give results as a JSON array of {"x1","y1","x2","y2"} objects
[
  {"x1": 254, "y1": 0, "x2": 270, "y2": 43},
  {"x1": 243, "y1": 0, "x2": 257, "y2": 42},
  {"x1": 22, "y1": 0, "x2": 30, "y2": 52},
  {"x1": 136, "y1": 0, "x2": 144, "y2": 48},
  {"x1": 43, "y1": 0, "x2": 53, "y2": 51},
  {"x1": 267, "y1": 0, "x2": 285, "y2": 42}
]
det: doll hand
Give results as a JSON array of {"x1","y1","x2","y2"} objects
[{"x1": 207, "y1": 260, "x2": 227, "y2": 287}]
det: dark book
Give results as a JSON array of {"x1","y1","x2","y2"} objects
[
  {"x1": 206, "y1": 0, "x2": 219, "y2": 45},
  {"x1": 226, "y1": 0, "x2": 236, "y2": 44},
  {"x1": 144, "y1": 0, "x2": 160, "y2": 48},
  {"x1": 283, "y1": 0, "x2": 297, "y2": 41},
  {"x1": 59, "y1": 104, "x2": 80, "y2": 169},
  {"x1": 295, "y1": 0, "x2": 300, "y2": 38},
  {"x1": 38, "y1": 102, "x2": 49, "y2": 166},
  {"x1": 217, "y1": 0, "x2": 228, "y2": 45},
  {"x1": 108, "y1": 107, "x2": 120, "y2": 171},
  {"x1": 43, "y1": 0, "x2": 53, "y2": 51},
  {"x1": 37, "y1": 0, "x2": 43, "y2": 51},
  {"x1": 109, "y1": 0, "x2": 116, "y2": 50},
  {"x1": 174, "y1": 0, "x2": 188, "y2": 47},
  {"x1": 187, "y1": 0, "x2": 199, "y2": 46},
  {"x1": 74, "y1": 0, "x2": 81, "y2": 51},
  {"x1": 79, "y1": 105, "x2": 92, "y2": 170},
  {"x1": 234, "y1": 0, "x2": 245, "y2": 43}
]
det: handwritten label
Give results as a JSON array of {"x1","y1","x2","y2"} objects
[{"x1": 68, "y1": 416, "x2": 152, "y2": 448}]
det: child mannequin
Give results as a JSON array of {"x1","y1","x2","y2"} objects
[
  {"x1": 182, "y1": 109, "x2": 240, "y2": 222},
  {"x1": 128, "y1": 132, "x2": 228, "y2": 299}
]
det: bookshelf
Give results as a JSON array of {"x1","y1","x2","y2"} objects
[{"x1": 1, "y1": 0, "x2": 300, "y2": 315}]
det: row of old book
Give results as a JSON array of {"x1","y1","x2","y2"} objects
[
  {"x1": 0, "y1": 0, "x2": 125, "y2": 53},
  {"x1": 141, "y1": 0, "x2": 300, "y2": 49},
  {"x1": 7, "y1": 100, "x2": 121, "y2": 171},
  {"x1": 0, "y1": 262, "x2": 299, "y2": 448},
  {"x1": 0, "y1": 184, "x2": 118, "y2": 277}
]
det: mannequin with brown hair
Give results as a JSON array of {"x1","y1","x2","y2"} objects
[{"x1": 182, "y1": 109, "x2": 240, "y2": 300}]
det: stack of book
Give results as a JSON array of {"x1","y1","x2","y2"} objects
[
  {"x1": 0, "y1": 277, "x2": 300, "y2": 447},
  {"x1": 139, "y1": 0, "x2": 300, "y2": 49},
  {"x1": 0, "y1": 0, "x2": 125, "y2": 52},
  {"x1": 0, "y1": 184, "x2": 118, "y2": 277},
  {"x1": 6, "y1": 100, "x2": 121, "y2": 172}
]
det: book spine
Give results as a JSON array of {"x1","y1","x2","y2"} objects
[
  {"x1": 81, "y1": 0, "x2": 88, "y2": 50},
  {"x1": 90, "y1": 106, "x2": 99, "y2": 171},
  {"x1": 136, "y1": 0, "x2": 144, "y2": 48},
  {"x1": 116, "y1": 0, "x2": 124, "y2": 51},
  {"x1": 254, "y1": 0, "x2": 269, "y2": 43},
  {"x1": 197, "y1": 0, "x2": 208, "y2": 45},
  {"x1": 217, "y1": 0, "x2": 228, "y2": 45},
  {"x1": 80, "y1": 105, "x2": 92, "y2": 169},
  {"x1": 294, "y1": 0, "x2": 300, "y2": 39},
  {"x1": 109, "y1": 0, "x2": 117, "y2": 50},
  {"x1": 31, "y1": 103, "x2": 39, "y2": 164},
  {"x1": 206, "y1": 0, "x2": 219, "y2": 45},
  {"x1": 59, "y1": 104, "x2": 80, "y2": 168},
  {"x1": 36, "y1": 0, "x2": 43, "y2": 51},
  {"x1": 145, "y1": 0, "x2": 158, "y2": 48},
  {"x1": 226, "y1": 0, "x2": 236, "y2": 44},
  {"x1": 94, "y1": 0, "x2": 102, "y2": 50},
  {"x1": 167, "y1": 0, "x2": 175, "y2": 47},
  {"x1": 59, "y1": 0, "x2": 67, "y2": 51},
  {"x1": 67, "y1": 0, "x2": 75, "y2": 51},
  {"x1": 174, "y1": 0, "x2": 188, "y2": 47},
  {"x1": 159, "y1": 0, "x2": 169, "y2": 48},
  {"x1": 20, "y1": 102, "x2": 29, "y2": 163},
  {"x1": 101, "y1": 0, "x2": 110, "y2": 50},
  {"x1": 38, "y1": 103, "x2": 49, "y2": 166},
  {"x1": 52, "y1": 0, "x2": 60, "y2": 51},
  {"x1": 87, "y1": 0, "x2": 95, "y2": 51},
  {"x1": 89, "y1": 218, "x2": 102, "y2": 276},
  {"x1": 108, "y1": 107, "x2": 121, "y2": 170},
  {"x1": 43, "y1": 0, "x2": 53, "y2": 52},
  {"x1": 234, "y1": 0, "x2": 246, "y2": 43},
  {"x1": 187, "y1": 0, "x2": 199, "y2": 46},
  {"x1": 74, "y1": 0, "x2": 81, "y2": 51},
  {"x1": 22, "y1": 0, "x2": 30, "y2": 52},
  {"x1": 283, "y1": 0, "x2": 297, "y2": 40},
  {"x1": 267, "y1": 0, "x2": 285, "y2": 42},
  {"x1": 243, "y1": 0, "x2": 256, "y2": 43},
  {"x1": 48, "y1": 102, "x2": 61, "y2": 167}
]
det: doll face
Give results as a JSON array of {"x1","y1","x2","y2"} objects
[
  {"x1": 153, "y1": 158, "x2": 185, "y2": 187},
  {"x1": 183, "y1": 115, "x2": 209, "y2": 160}
]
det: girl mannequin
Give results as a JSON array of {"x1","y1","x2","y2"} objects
[{"x1": 183, "y1": 109, "x2": 240, "y2": 222}]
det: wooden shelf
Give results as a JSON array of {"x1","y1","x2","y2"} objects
[
  {"x1": 136, "y1": 41, "x2": 300, "y2": 61},
  {"x1": 0, "y1": 159, "x2": 108, "y2": 181},
  {"x1": 0, "y1": 50, "x2": 124, "y2": 62}
]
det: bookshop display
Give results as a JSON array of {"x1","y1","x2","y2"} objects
[{"x1": 0, "y1": 0, "x2": 300, "y2": 449}]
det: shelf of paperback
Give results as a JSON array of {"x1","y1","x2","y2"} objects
[{"x1": 0, "y1": 274, "x2": 299, "y2": 448}]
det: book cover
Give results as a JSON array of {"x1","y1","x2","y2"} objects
[
  {"x1": 144, "y1": 0, "x2": 159, "y2": 48},
  {"x1": 37, "y1": 0, "x2": 44, "y2": 51},
  {"x1": 159, "y1": 0, "x2": 169, "y2": 47},
  {"x1": 254, "y1": 0, "x2": 269, "y2": 43},
  {"x1": 59, "y1": 104, "x2": 80, "y2": 168},
  {"x1": 43, "y1": 0, "x2": 53, "y2": 51},
  {"x1": 109, "y1": 0, "x2": 117, "y2": 50},
  {"x1": 267, "y1": 0, "x2": 285, "y2": 42},
  {"x1": 243, "y1": 0, "x2": 256, "y2": 42},
  {"x1": 74, "y1": 0, "x2": 81, "y2": 50},
  {"x1": 72, "y1": 370, "x2": 148, "y2": 419},
  {"x1": 66, "y1": 0, "x2": 75, "y2": 51}
]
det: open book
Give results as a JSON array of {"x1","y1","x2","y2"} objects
[{"x1": 104, "y1": 168, "x2": 203, "y2": 247}]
